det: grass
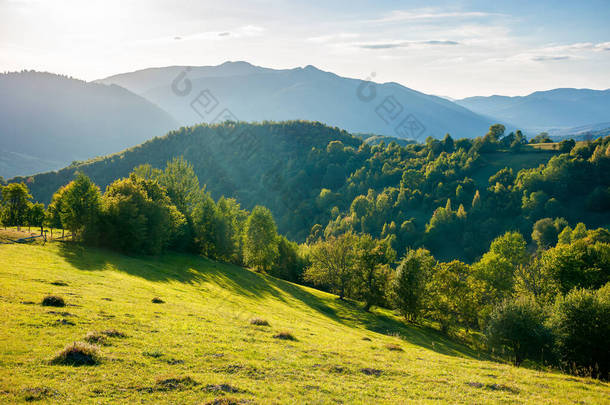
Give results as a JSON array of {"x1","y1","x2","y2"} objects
[
  {"x1": 0, "y1": 243, "x2": 609, "y2": 403},
  {"x1": 471, "y1": 151, "x2": 556, "y2": 188}
]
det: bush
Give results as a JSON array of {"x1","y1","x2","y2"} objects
[
  {"x1": 385, "y1": 343, "x2": 403, "y2": 351},
  {"x1": 550, "y1": 285, "x2": 610, "y2": 380},
  {"x1": 50, "y1": 342, "x2": 100, "y2": 366},
  {"x1": 273, "y1": 331, "x2": 297, "y2": 341},
  {"x1": 154, "y1": 375, "x2": 198, "y2": 391},
  {"x1": 249, "y1": 318, "x2": 270, "y2": 326},
  {"x1": 485, "y1": 296, "x2": 553, "y2": 366},
  {"x1": 100, "y1": 329, "x2": 126, "y2": 338},
  {"x1": 41, "y1": 295, "x2": 65, "y2": 307},
  {"x1": 83, "y1": 331, "x2": 108, "y2": 345}
]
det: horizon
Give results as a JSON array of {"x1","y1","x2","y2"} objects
[
  {"x1": 1, "y1": 0, "x2": 608, "y2": 99},
  {"x1": 5, "y1": 60, "x2": 610, "y2": 100}
]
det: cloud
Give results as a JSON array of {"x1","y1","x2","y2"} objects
[
  {"x1": 368, "y1": 9, "x2": 497, "y2": 24},
  {"x1": 531, "y1": 55, "x2": 571, "y2": 62},
  {"x1": 161, "y1": 25, "x2": 265, "y2": 43},
  {"x1": 307, "y1": 33, "x2": 359, "y2": 43},
  {"x1": 357, "y1": 40, "x2": 459, "y2": 50}
]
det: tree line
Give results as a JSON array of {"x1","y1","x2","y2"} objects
[{"x1": 0, "y1": 158, "x2": 306, "y2": 281}]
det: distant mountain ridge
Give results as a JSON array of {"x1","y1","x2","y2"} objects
[
  {"x1": 98, "y1": 61, "x2": 496, "y2": 140},
  {"x1": 0, "y1": 71, "x2": 179, "y2": 178},
  {"x1": 456, "y1": 88, "x2": 610, "y2": 132}
]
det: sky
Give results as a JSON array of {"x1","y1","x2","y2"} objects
[{"x1": 1, "y1": 0, "x2": 609, "y2": 98}]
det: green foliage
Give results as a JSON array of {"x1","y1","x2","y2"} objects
[
  {"x1": 486, "y1": 296, "x2": 553, "y2": 366},
  {"x1": 56, "y1": 173, "x2": 101, "y2": 241},
  {"x1": 0, "y1": 182, "x2": 32, "y2": 228},
  {"x1": 550, "y1": 285, "x2": 610, "y2": 380},
  {"x1": 28, "y1": 202, "x2": 46, "y2": 233},
  {"x1": 532, "y1": 218, "x2": 567, "y2": 248},
  {"x1": 353, "y1": 234, "x2": 396, "y2": 311},
  {"x1": 100, "y1": 174, "x2": 185, "y2": 254},
  {"x1": 425, "y1": 260, "x2": 477, "y2": 332},
  {"x1": 530, "y1": 132, "x2": 552, "y2": 144},
  {"x1": 243, "y1": 206, "x2": 279, "y2": 272},
  {"x1": 538, "y1": 240, "x2": 610, "y2": 294},
  {"x1": 391, "y1": 248, "x2": 435, "y2": 322},
  {"x1": 304, "y1": 232, "x2": 357, "y2": 299}
]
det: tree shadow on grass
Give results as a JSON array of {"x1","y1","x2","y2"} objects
[{"x1": 56, "y1": 243, "x2": 482, "y2": 360}]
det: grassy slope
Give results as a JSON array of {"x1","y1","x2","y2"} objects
[
  {"x1": 1, "y1": 244, "x2": 608, "y2": 404},
  {"x1": 471, "y1": 151, "x2": 556, "y2": 188}
]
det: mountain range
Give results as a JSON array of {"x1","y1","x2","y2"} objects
[
  {"x1": 98, "y1": 61, "x2": 495, "y2": 140},
  {"x1": 456, "y1": 88, "x2": 610, "y2": 133},
  {"x1": 2, "y1": 62, "x2": 609, "y2": 179},
  {"x1": 0, "y1": 71, "x2": 178, "y2": 178}
]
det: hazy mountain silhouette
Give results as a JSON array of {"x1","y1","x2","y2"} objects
[
  {"x1": 98, "y1": 61, "x2": 495, "y2": 140},
  {"x1": 0, "y1": 71, "x2": 178, "y2": 178},
  {"x1": 456, "y1": 88, "x2": 610, "y2": 133}
]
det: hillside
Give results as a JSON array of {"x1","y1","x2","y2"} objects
[
  {"x1": 1, "y1": 242, "x2": 608, "y2": 404},
  {"x1": 456, "y1": 88, "x2": 610, "y2": 133},
  {"x1": 12, "y1": 121, "x2": 560, "y2": 251},
  {"x1": 0, "y1": 71, "x2": 179, "y2": 178},
  {"x1": 98, "y1": 61, "x2": 496, "y2": 139},
  {"x1": 12, "y1": 120, "x2": 575, "y2": 263}
]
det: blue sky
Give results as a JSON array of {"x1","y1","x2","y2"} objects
[{"x1": 1, "y1": 0, "x2": 608, "y2": 98}]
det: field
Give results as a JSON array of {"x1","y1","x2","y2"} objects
[
  {"x1": 1, "y1": 242, "x2": 609, "y2": 404},
  {"x1": 471, "y1": 151, "x2": 556, "y2": 187}
]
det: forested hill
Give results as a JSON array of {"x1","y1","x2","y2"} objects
[
  {"x1": 13, "y1": 121, "x2": 610, "y2": 262},
  {"x1": 16, "y1": 121, "x2": 360, "y2": 239}
]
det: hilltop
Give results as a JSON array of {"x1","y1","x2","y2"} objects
[
  {"x1": 1, "y1": 242, "x2": 608, "y2": 404},
  {"x1": 98, "y1": 61, "x2": 496, "y2": 139}
]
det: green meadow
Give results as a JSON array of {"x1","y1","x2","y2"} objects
[{"x1": 1, "y1": 243, "x2": 608, "y2": 404}]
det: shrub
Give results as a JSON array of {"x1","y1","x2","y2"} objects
[
  {"x1": 550, "y1": 285, "x2": 610, "y2": 380},
  {"x1": 273, "y1": 331, "x2": 297, "y2": 341},
  {"x1": 50, "y1": 342, "x2": 100, "y2": 366},
  {"x1": 154, "y1": 375, "x2": 198, "y2": 391},
  {"x1": 22, "y1": 387, "x2": 59, "y2": 402},
  {"x1": 83, "y1": 331, "x2": 108, "y2": 345},
  {"x1": 249, "y1": 318, "x2": 270, "y2": 326},
  {"x1": 100, "y1": 329, "x2": 126, "y2": 338},
  {"x1": 485, "y1": 296, "x2": 553, "y2": 366},
  {"x1": 41, "y1": 295, "x2": 65, "y2": 307}
]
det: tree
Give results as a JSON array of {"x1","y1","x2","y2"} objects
[
  {"x1": 60, "y1": 173, "x2": 102, "y2": 241},
  {"x1": 159, "y1": 157, "x2": 202, "y2": 216},
  {"x1": 532, "y1": 218, "x2": 565, "y2": 249},
  {"x1": 538, "y1": 240, "x2": 610, "y2": 294},
  {"x1": 353, "y1": 234, "x2": 396, "y2": 311},
  {"x1": 550, "y1": 285, "x2": 610, "y2": 380},
  {"x1": 46, "y1": 186, "x2": 67, "y2": 239},
  {"x1": 426, "y1": 260, "x2": 477, "y2": 332},
  {"x1": 28, "y1": 202, "x2": 46, "y2": 235},
  {"x1": 304, "y1": 232, "x2": 357, "y2": 299},
  {"x1": 558, "y1": 139, "x2": 576, "y2": 153},
  {"x1": 243, "y1": 206, "x2": 279, "y2": 272},
  {"x1": 485, "y1": 296, "x2": 553, "y2": 366},
  {"x1": 391, "y1": 248, "x2": 435, "y2": 322},
  {"x1": 0, "y1": 183, "x2": 32, "y2": 230},
  {"x1": 101, "y1": 174, "x2": 185, "y2": 254}
]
